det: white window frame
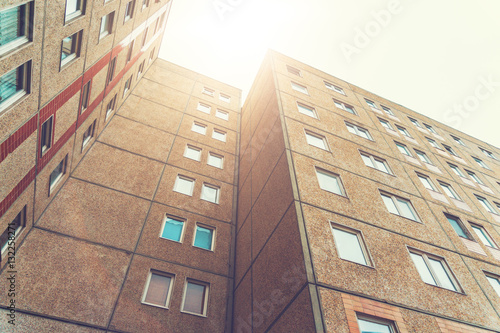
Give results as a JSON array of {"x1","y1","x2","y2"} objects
[
  {"x1": 379, "y1": 118, "x2": 393, "y2": 130},
  {"x1": 197, "y1": 102, "x2": 211, "y2": 114},
  {"x1": 191, "y1": 122, "x2": 207, "y2": 135},
  {"x1": 212, "y1": 129, "x2": 226, "y2": 142},
  {"x1": 141, "y1": 0, "x2": 150, "y2": 10},
  {"x1": 381, "y1": 105, "x2": 395, "y2": 116},
  {"x1": 380, "y1": 191, "x2": 420, "y2": 222},
  {"x1": 40, "y1": 116, "x2": 53, "y2": 156},
  {"x1": 184, "y1": 145, "x2": 202, "y2": 161},
  {"x1": 345, "y1": 122, "x2": 372, "y2": 140},
  {"x1": 141, "y1": 270, "x2": 175, "y2": 309},
  {"x1": 215, "y1": 109, "x2": 229, "y2": 121},
  {"x1": 475, "y1": 195, "x2": 498, "y2": 214},
  {"x1": 470, "y1": 223, "x2": 497, "y2": 248},
  {"x1": 124, "y1": 0, "x2": 135, "y2": 22},
  {"x1": 448, "y1": 163, "x2": 465, "y2": 177},
  {"x1": 396, "y1": 125, "x2": 411, "y2": 137},
  {"x1": 181, "y1": 279, "x2": 209, "y2": 317},
  {"x1": 438, "y1": 181, "x2": 461, "y2": 200},
  {"x1": 207, "y1": 152, "x2": 223, "y2": 169},
  {"x1": 485, "y1": 272, "x2": 500, "y2": 298},
  {"x1": 333, "y1": 99, "x2": 356, "y2": 115},
  {"x1": 315, "y1": 168, "x2": 345, "y2": 196},
  {"x1": 360, "y1": 152, "x2": 392, "y2": 174},
  {"x1": 324, "y1": 81, "x2": 345, "y2": 95},
  {"x1": 357, "y1": 315, "x2": 397, "y2": 333},
  {"x1": 417, "y1": 173, "x2": 437, "y2": 192},
  {"x1": 473, "y1": 156, "x2": 489, "y2": 169},
  {"x1": 286, "y1": 65, "x2": 301, "y2": 76},
  {"x1": 106, "y1": 57, "x2": 117, "y2": 84},
  {"x1": 415, "y1": 150, "x2": 431, "y2": 164},
  {"x1": 395, "y1": 142, "x2": 411, "y2": 156},
  {"x1": 444, "y1": 214, "x2": 472, "y2": 240},
  {"x1": 123, "y1": 75, "x2": 132, "y2": 97},
  {"x1": 0, "y1": 2, "x2": 33, "y2": 56},
  {"x1": 0, "y1": 61, "x2": 31, "y2": 113},
  {"x1": 201, "y1": 183, "x2": 220, "y2": 204},
  {"x1": 0, "y1": 206, "x2": 26, "y2": 255},
  {"x1": 466, "y1": 170, "x2": 483, "y2": 185},
  {"x1": 105, "y1": 94, "x2": 117, "y2": 120},
  {"x1": 443, "y1": 144, "x2": 458, "y2": 157},
  {"x1": 137, "y1": 60, "x2": 145, "y2": 79},
  {"x1": 219, "y1": 93, "x2": 231, "y2": 103},
  {"x1": 424, "y1": 123, "x2": 437, "y2": 134},
  {"x1": 49, "y1": 155, "x2": 68, "y2": 195},
  {"x1": 305, "y1": 130, "x2": 329, "y2": 151},
  {"x1": 426, "y1": 137, "x2": 439, "y2": 148},
  {"x1": 409, "y1": 117, "x2": 422, "y2": 128},
  {"x1": 480, "y1": 147, "x2": 498, "y2": 160},
  {"x1": 81, "y1": 120, "x2": 96, "y2": 151},
  {"x1": 65, "y1": 0, "x2": 85, "y2": 22},
  {"x1": 451, "y1": 135, "x2": 466, "y2": 146},
  {"x1": 173, "y1": 175, "x2": 195, "y2": 196},
  {"x1": 291, "y1": 81, "x2": 308, "y2": 94},
  {"x1": 330, "y1": 222, "x2": 372, "y2": 266},
  {"x1": 80, "y1": 80, "x2": 91, "y2": 112},
  {"x1": 297, "y1": 102, "x2": 318, "y2": 119},
  {"x1": 99, "y1": 12, "x2": 114, "y2": 40},
  {"x1": 202, "y1": 87, "x2": 214, "y2": 97},
  {"x1": 365, "y1": 99, "x2": 378, "y2": 109}
]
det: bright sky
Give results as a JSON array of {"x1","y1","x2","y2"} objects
[{"x1": 159, "y1": 0, "x2": 500, "y2": 148}]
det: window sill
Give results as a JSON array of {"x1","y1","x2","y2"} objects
[
  {"x1": 64, "y1": 11, "x2": 84, "y2": 24},
  {"x1": 0, "y1": 37, "x2": 30, "y2": 58},
  {"x1": 193, "y1": 245, "x2": 214, "y2": 252},
  {"x1": 60, "y1": 54, "x2": 78, "y2": 71},
  {"x1": 0, "y1": 90, "x2": 28, "y2": 115},
  {"x1": 141, "y1": 301, "x2": 169, "y2": 310},
  {"x1": 180, "y1": 310, "x2": 207, "y2": 318},
  {"x1": 49, "y1": 175, "x2": 64, "y2": 196}
]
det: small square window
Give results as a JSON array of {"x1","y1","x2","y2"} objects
[
  {"x1": 333, "y1": 99, "x2": 356, "y2": 115},
  {"x1": 291, "y1": 82, "x2": 308, "y2": 94},
  {"x1": 424, "y1": 123, "x2": 437, "y2": 134},
  {"x1": 324, "y1": 81, "x2": 345, "y2": 95},
  {"x1": 415, "y1": 150, "x2": 431, "y2": 164},
  {"x1": 40, "y1": 116, "x2": 53, "y2": 156},
  {"x1": 99, "y1": 12, "x2": 114, "y2": 40},
  {"x1": 365, "y1": 99, "x2": 378, "y2": 109},
  {"x1": 181, "y1": 280, "x2": 209, "y2": 316},
  {"x1": 219, "y1": 93, "x2": 230, "y2": 103},
  {"x1": 202, "y1": 87, "x2": 214, "y2": 96},
  {"x1": 0, "y1": 61, "x2": 31, "y2": 113},
  {"x1": 105, "y1": 94, "x2": 117, "y2": 119},
  {"x1": 345, "y1": 122, "x2": 372, "y2": 140},
  {"x1": 439, "y1": 181, "x2": 461, "y2": 200},
  {"x1": 124, "y1": 0, "x2": 135, "y2": 21},
  {"x1": 0, "y1": 206, "x2": 26, "y2": 255},
  {"x1": 417, "y1": 173, "x2": 437, "y2": 191},
  {"x1": 184, "y1": 145, "x2": 201, "y2": 161},
  {"x1": 49, "y1": 155, "x2": 68, "y2": 195},
  {"x1": 212, "y1": 129, "x2": 226, "y2": 142},
  {"x1": 160, "y1": 216, "x2": 184, "y2": 242},
  {"x1": 126, "y1": 39, "x2": 134, "y2": 63},
  {"x1": 445, "y1": 214, "x2": 471, "y2": 239},
  {"x1": 485, "y1": 273, "x2": 500, "y2": 298},
  {"x1": 409, "y1": 249, "x2": 460, "y2": 292},
  {"x1": 451, "y1": 135, "x2": 466, "y2": 146},
  {"x1": 142, "y1": 270, "x2": 174, "y2": 308},
  {"x1": 141, "y1": 28, "x2": 148, "y2": 48},
  {"x1": 357, "y1": 315, "x2": 397, "y2": 333},
  {"x1": 315, "y1": 168, "x2": 345, "y2": 196},
  {"x1": 409, "y1": 117, "x2": 422, "y2": 128},
  {"x1": 201, "y1": 183, "x2": 219, "y2": 204},
  {"x1": 396, "y1": 125, "x2": 411, "y2": 137},
  {"x1": 65, "y1": 0, "x2": 85, "y2": 22},
  {"x1": 191, "y1": 122, "x2": 207, "y2": 135},
  {"x1": 193, "y1": 224, "x2": 214, "y2": 251},
  {"x1": 395, "y1": 142, "x2": 411, "y2": 156},
  {"x1": 60, "y1": 32, "x2": 82, "y2": 67},
  {"x1": 123, "y1": 75, "x2": 132, "y2": 97},
  {"x1": 448, "y1": 163, "x2": 464, "y2": 177},
  {"x1": 215, "y1": 109, "x2": 229, "y2": 121},
  {"x1": 381, "y1": 192, "x2": 419, "y2": 221},
  {"x1": 173, "y1": 175, "x2": 194, "y2": 196},
  {"x1": 286, "y1": 65, "x2": 301, "y2": 76},
  {"x1": 207, "y1": 152, "x2": 223, "y2": 169},
  {"x1": 0, "y1": 2, "x2": 34, "y2": 56},
  {"x1": 305, "y1": 131, "x2": 328, "y2": 150},
  {"x1": 197, "y1": 102, "x2": 211, "y2": 114},
  {"x1": 471, "y1": 223, "x2": 497, "y2": 248},
  {"x1": 82, "y1": 120, "x2": 96, "y2": 150},
  {"x1": 331, "y1": 223, "x2": 371, "y2": 266},
  {"x1": 381, "y1": 105, "x2": 394, "y2": 116},
  {"x1": 379, "y1": 118, "x2": 393, "y2": 130},
  {"x1": 297, "y1": 102, "x2": 317, "y2": 118},
  {"x1": 107, "y1": 57, "x2": 117, "y2": 84},
  {"x1": 80, "y1": 80, "x2": 91, "y2": 112},
  {"x1": 360, "y1": 152, "x2": 391, "y2": 174}
]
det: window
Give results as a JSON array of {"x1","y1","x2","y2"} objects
[
  {"x1": 443, "y1": 144, "x2": 458, "y2": 156},
  {"x1": 184, "y1": 145, "x2": 201, "y2": 161},
  {"x1": 360, "y1": 152, "x2": 391, "y2": 174},
  {"x1": 142, "y1": 270, "x2": 174, "y2": 308},
  {"x1": 160, "y1": 216, "x2": 184, "y2": 242},
  {"x1": 80, "y1": 81, "x2": 91, "y2": 112},
  {"x1": 381, "y1": 192, "x2": 419, "y2": 221},
  {"x1": 173, "y1": 176, "x2": 194, "y2": 196},
  {"x1": 439, "y1": 182, "x2": 461, "y2": 200},
  {"x1": 212, "y1": 129, "x2": 226, "y2": 142},
  {"x1": 137, "y1": 60, "x2": 145, "y2": 78},
  {"x1": 445, "y1": 214, "x2": 471, "y2": 239},
  {"x1": 49, "y1": 155, "x2": 68, "y2": 194},
  {"x1": 409, "y1": 250, "x2": 460, "y2": 291},
  {"x1": 297, "y1": 102, "x2": 317, "y2": 118},
  {"x1": 191, "y1": 122, "x2": 207, "y2": 135},
  {"x1": 396, "y1": 125, "x2": 411, "y2": 137},
  {"x1": 286, "y1": 65, "x2": 301, "y2": 76},
  {"x1": 201, "y1": 183, "x2": 219, "y2": 203},
  {"x1": 141, "y1": 28, "x2": 148, "y2": 48},
  {"x1": 331, "y1": 223, "x2": 370, "y2": 265},
  {"x1": 40, "y1": 116, "x2": 53, "y2": 156},
  {"x1": 0, "y1": 61, "x2": 31, "y2": 112},
  {"x1": 315, "y1": 168, "x2": 345, "y2": 196},
  {"x1": 99, "y1": 12, "x2": 114, "y2": 39},
  {"x1": 197, "y1": 102, "x2": 211, "y2": 114},
  {"x1": 153, "y1": 18, "x2": 160, "y2": 34},
  {"x1": 215, "y1": 109, "x2": 229, "y2": 121},
  {"x1": 291, "y1": 82, "x2": 308, "y2": 94},
  {"x1": 475, "y1": 195, "x2": 497, "y2": 214},
  {"x1": 473, "y1": 156, "x2": 489, "y2": 169},
  {"x1": 207, "y1": 152, "x2": 223, "y2": 169},
  {"x1": 345, "y1": 122, "x2": 372, "y2": 140},
  {"x1": 415, "y1": 150, "x2": 431, "y2": 164},
  {"x1": 451, "y1": 135, "x2": 466, "y2": 146},
  {"x1": 123, "y1": 75, "x2": 132, "y2": 96},
  {"x1": 141, "y1": 0, "x2": 149, "y2": 10},
  {"x1": 486, "y1": 273, "x2": 500, "y2": 297},
  {"x1": 471, "y1": 223, "x2": 497, "y2": 248},
  {"x1": 0, "y1": 2, "x2": 33, "y2": 56},
  {"x1": 409, "y1": 117, "x2": 422, "y2": 128},
  {"x1": 480, "y1": 147, "x2": 498, "y2": 160},
  {"x1": 305, "y1": 131, "x2": 328, "y2": 150},
  {"x1": 61, "y1": 31, "x2": 82, "y2": 68},
  {"x1": 466, "y1": 170, "x2": 483, "y2": 184},
  {"x1": 333, "y1": 99, "x2": 356, "y2": 115},
  {"x1": 106, "y1": 57, "x2": 116, "y2": 84},
  {"x1": 149, "y1": 47, "x2": 155, "y2": 61},
  {"x1": 65, "y1": 0, "x2": 85, "y2": 21},
  {"x1": 126, "y1": 39, "x2": 134, "y2": 63},
  {"x1": 202, "y1": 87, "x2": 214, "y2": 96},
  {"x1": 219, "y1": 93, "x2": 230, "y2": 103},
  {"x1": 324, "y1": 81, "x2": 345, "y2": 95},
  {"x1": 448, "y1": 163, "x2": 465, "y2": 177},
  {"x1": 181, "y1": 280, "x2": 209, "y2": 316},
  {"x1": 378, "y1": 118, "x2": 393, "y2": 130},
  {"x1": 417, "y1": 173, "x2": 437, "y2": 191},
  {"x1": 426, "y1": 137, "x2": 439, "y2": 148},
  {"x1": 357, "y1": 315, "x2": 396, "y2": 333},
  {"x1": 395, "y1": 142, "x2": 411, "y2": 156},
  {"x1": 82, "y1": 120, "x2": 95, "y2": 150},
  {"x1": 381, "y1": 105, "x2": 394, "y2": 116},
  {"x1": 365, "y1": 99, "x2": 378, "y2": 109},
  {"x1": 193, "y1": 224, "x2": 214, "y2": 250},
  {"x1": 124, "y1": 0, "x2": 135, "y2": 21},
  {"x1": 424, "y1": 123, "x2": 436, "y2": 134},
  {"x1": 0, "y1": 206, "x2": 26, "y2": 255},
  {"x1": 105, "y1": 94, "x2": 117, "y2": 119}
]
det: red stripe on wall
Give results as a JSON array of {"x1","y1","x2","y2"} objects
[{"x1": 0, "y1": 166, "x2": 36, "y2": 217}]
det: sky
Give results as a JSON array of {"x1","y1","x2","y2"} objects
[{"x1": 159, "y1": 0, "x2": 500, "y2": 148}]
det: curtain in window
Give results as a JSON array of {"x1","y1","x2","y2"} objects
[
  {"x1": 194, "y1": 227, "x2": 212, "y2": 250},
  {"x1": 0, "y1": 5, "x2": 24, "y2": 47},
  {"x1": 0, "y1": 67, "x2": 18, "y2": 104}
]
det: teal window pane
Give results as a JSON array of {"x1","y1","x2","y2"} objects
[
  {"x1": 194, "y1": 226, "x2": 213, "y2": 250},
  {"x1": 0, "y1": 5, "x2": 25, "y2": 47},
  {"x1": 0, "y1": 67, "x2": 19, "y2": 104},
  {"x1": 446, "y1": 216, "x2": 469, "y2": 239},
  {"x1": 161, "y1": 218, "x2": 183, "y2": 242}
]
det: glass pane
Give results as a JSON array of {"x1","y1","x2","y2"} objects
[
  {"x1": 194, "y1": 226, "x2": 213, "y2": 250},
  {"x1": 0, "y1": 209, "x2": 23, "y2": 252},
  {"x1": 0, "y1": 66, "x2": 21, "y2": 104},
  {"x1": 212, "y1": 130, "x2": 226, "y2": 142},
  {"x1": 358, "y1": 318, "x2": 392, "y2": 333},
  {"x1": 183, "y1": 282, "x2": 206, "y2": 314},
  {"x1": 298, "y1": 104, "x2": 315, "y2": 117},
  {"x1": 486, "y1": 276, "x2": 500, "y2": 297},
  {"x1": 419, "y1": 176, "x2": 434, "y2": 191},
  {"x1": 361, "y1": 155, "x2": 375, "y2": 168},
  {"x1": 429, "y1": 258, "x2": 456, "y2": 291},
  {"x1": 333, "y1": 101, "x2": 343, "y2": 109},
  {"x1": 306, "y1": 133, "x2": 326, "y2": 149},
  {"x1": 161, "y1": 218, "x2": 183, "y2": 242},
  {"x1": 472, "y1": 226, "x2": 496, "y2": 248},
  {"x1": 446, "y1": 217, "x2": 468, "y2": 239},
  {"x1": 382, "y1": 195, "x2": 399, "y2": 215},
  {"x1": 346, "y1": 124, "x2": 356, "y2": 134},
  {"x1": 49, "y1": 160, "x2": 65, "y2": 186},
  {"x1": 208, "y1": 154, "x2": 222, "y2": 168},
  {"x1": 66, "y1": 0, "x2": 80, "y2": 16},
  {"x1": 358, "y1": 128, "x2": 370, "y2": 139},
  {"x1": 374, "y1": 159, "x2": 389, "y2": 173},
  {"x1": 100, "y1": 15, "x2": 108, "y2": 34},
  {"x1": 0, "y1": 5, "x2": 24, "y2": 46},
  {"x1": 174, "y1": 177, "x2": 193, "y2": 196},
  {"x1": 396, "y1": 198, "x2": 417, "y2": 220},
  {"x1": 201, "y1": 185, "x2": 218, "y2": 203},
  {"x1": 332, "y1": 228, "x2": 367, "y2": 265},
  {"x1": 185, "y1": 147, "x2": 201, "y2": 160},
  {"x1": 192, "y1": 123, "x2": 206, "y2": 135},
  {"x1": 344, "y1": 105, "x2": 355, "y2": 114},
  {"x1": 316, "y1": 170, "x2": 342, "y2": 195},
  {"x1": 478, "y1": 198, "x2": 494, "y2": 213},
  {"x1": 397, "y1": 144, "x2": 409, "y2": 156},
  {"x1": 410, "y1": 253, "x2": 436, "y2": 285},
  {"x1": 144, "y1": 273, "x2": 171, "y2": 306}
]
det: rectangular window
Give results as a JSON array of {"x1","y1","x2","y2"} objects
[
  {"x1": 439, "y1": 181, "x2": 461, "y2": 200},
  {"x1": 365, "y1": 99, "x2": 378, "y2": 109},
  {"x1": 396, "y1": 142, "x2": 411, "y2": 156},
  {"x1": 315, "y1": 168, "x2": 345, "y2": 196},
  {"x1": 219, "y1": 93, "x2": 230, "y2": 103},
  {"x1": 173, "y1": 175, "x2": 194, "y2": 196},
  {"x1": 0, "y1": 206, "x2": 26, "y2": 255},
  {"x1": 49, "y1": 155, "x2": 68, "y2": 195},
  {"x1": 297, "y1": 102, "x2": 317, "y2": 118},
  {"x1": 153, "y1": 17, "x2": 160, "y2": 34},
  {"x1": 160, "y1": 216, "x2": 184, "y2": 242},
  {"x1": 381, "y1": 192, "x2": 419, "y2": 221},
  {"x1": 201, "y1": 183, "x2": 219, "y2": 203},
  {"x1": 424, "y1": 123, "x2": 436, "y2": 133},
  {"x1": 415, "y1": 150, "x2": 431, "y2": 164},
  {"x1": 141, "y1": 27, "x2": 148, "y2": 48},
  {"x1": 409, "y1": 250, "x2": 460, "y2": 291},
  {"x1": 324, "y1": 81, "x2": 345, "y2": 95},
  {"x1": 137, "y1": 60, "x2": 145, "y2": 78},
  {"x1": 80, "y1": 81, "x2": 91, "y2": 112},
  {"x1": 126, "y1": 39, "x2": 134, "y2": 63},
  {"x1": 191, "y1": 122, "x2": 207, "y2": 135},
  {"x1": 396, "y1": 125, "x2": 411, "y2": 137},
  {"x1": 193, "y1": 224, "x2": 214, "y2": 250},
  {"x1": 286, "y1": 65, "x2": 301, "y2": 76},
  {"x1": 475, "y1": 195, "x2": 498, "y2": 214},
  {"x1": 333, "y1": 99, "x2": 356, "y2": 115},
  {"x1": 291, "y1": 82, "x2": 308, "y2": 94},
  {"x1": 184, "y1": 145, "x2": 201, "y2": 161},
  {"x1": 60, "y1": 31, "x2": 82, "y2": 68},
  {"x1": 212, "y1": 129, "x2": 226, "y2": 142},
  {"x1": 123, "y1": 75, "x2": 132, "y2": 96},
  {"x1": 0, "y1": 61, "x2": 31, "y2": 113},
  {"x1": 451, "y1": 135, "x2": 466, "y2": 146},
  {"x1": 105, "y1": 94, "x2": 117, "y2": 119},
  {"x1": 197, "y1": 102, "x2": 211, "y2": 114},
  {"x1": 471, "y1": 223, "x2": 497, "y2": 248},
  {"x1": 82, "y1": 120, "x2": 96, "y2": 150},
  {"x1": 486, "y1": 273, "x2": 500, "y2": 298},
  {"x1": 473, "y1": 156, "x2": 489, "y2": 169},
  {"x1": 207, "y1": 152, "x2": 223, "y2": 169},
  {"x1": 0, "y1": 2, "x2": 33, "y2": 56},
  {"x1": 215, "y1": 109, "x2": 229, "y2": 121},
  {"x1": 381, "y1": 105, "x2": 394, "y2": 116},
  {"x1": 357, "y1": 315, "x2": 396, "y2": 333},
  {"x1": 65, "y1": 0, "x2": 85, "y2": 22},
  {"x1": 443, "y1": 144, "x2": 458, "y2": 156},
  {"x1": 426, "y1": 137, "x2": 439, "y2": 148},
  {"x1": 202, "y1": 87, "x2": 214, "y2": 96},
  {"x1": 40, "y1": 116, "x2": 53, "y2": 156},
  {"x1": 345, "y1": 122, "x2": 372, "y2": 140},
  {"x1": 331, "y1": 223, "x2": 370, "y2": 266},
  {"x1": 99, "y1": 12, "x2": 114, "y2": 39},
  {"x1": 149, "y1": 47, "x2": 155, "y2": 61},
  {"x1": 360, "y1": 152, "x2": 391, "y2": 174},
  {"x1": 466, "y1": 170, "x2": 483, "y2": 184},
  {"x1": 181, "y1": 280, "x2": 209, "y2": 316},
  {"x1": 448, "y1": 163, "x2": 465, "y2": 177},
  {"x1": 142, "y1": 270, "x2": 174, "y2": 308},
  {"x1": 107, "y1": 57, "x2": 116, "y2": 84},
  {"x1": 379, "y1": 118, "x2": 393, "y2": 130},
  {"x1": 305, "y1": 131, "x2": 328, "y2": 150},
  {"x1": 417, "y1": 173, "x2": 437, "y2": 191},
  {"x1": 409, "y1": 117, "x2": 422, "y2": 128},
  {"x1": 445, "y1": 214, "x2": 471, "y2": 239},
  {"x1": 142, "y1": 0, "x2": 149, "y2": 10},
  {"x1": 124, "y1": 0, "x2": 135, "y2": 21},
  {"x1": 480, "y1": 147, "x2": 498, "y2": 160}
]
